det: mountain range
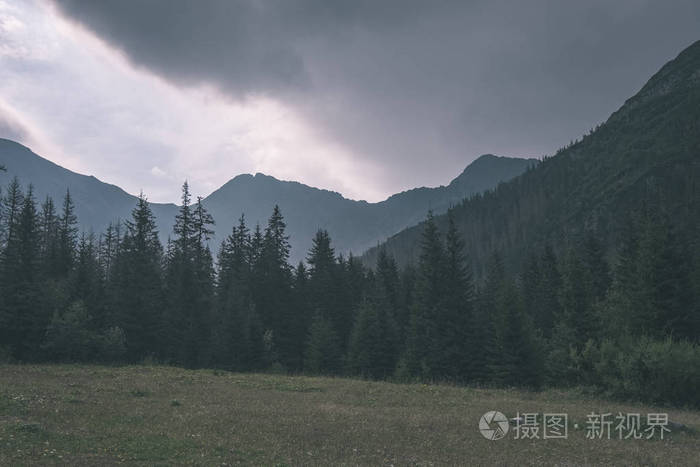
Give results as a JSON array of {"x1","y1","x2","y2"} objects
[
  {"x1": 0, "y1": 138, "x2": 535, "y2": 263},
  {"x1": 364, "y1": 39, "x2": 700, "y2": 278}
]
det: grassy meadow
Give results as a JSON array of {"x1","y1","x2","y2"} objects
[{"x1": 0, "y1": 365, "x2": 699, "y2": 465}]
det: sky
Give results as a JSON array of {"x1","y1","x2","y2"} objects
[{"x1": 0, "y1": 1, "x2": 699, "y2": 203}]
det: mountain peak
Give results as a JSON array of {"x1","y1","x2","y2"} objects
[
  {"x1": 621, "y1": 40, "x2": 700, "y2": 111},
  {"x1": 449, "y1": 154, "x2": 537, "y2": 190}
]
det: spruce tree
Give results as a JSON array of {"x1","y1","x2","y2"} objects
[
  {"x1": 1, "y1": 185, "x2": 43, "y2": 359},
  {"x1": 347, "y1": 285, "x2": 399, "y2": 379},
  {"x1": 252, "y1": 206, "x2": 295, "y2": 369},
  {"x1": 307, "y1": 229, "x2": 348, "y2": 351},
  {"x1": 214, "y1": 215, "x2": 265, "y2": 370},
  {"x1": 470, "y1": 253, "x2": 504, "y2": 383},
  {"x1": 56, "y1": 189, "x2": 78, "y2": 276},
  {"x1": 38, "y1": 196, "x2": 60, "y2": 276},
  {"x1": 164, "y1": 182, "x2": 215, "y2": 367},
  {"x1": 403, "y1": 211, "x2": 445, "y2": 379},
  {"x1": 441, "y1": 210, "x2": 475, "y2": 380},
  {"x1": 111, "y1": 194, "x2": 164, "y2": 361}
]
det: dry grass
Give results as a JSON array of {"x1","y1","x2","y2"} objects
[{"x1": 0, "y1": 364, "x2": 698, "y2": 465}]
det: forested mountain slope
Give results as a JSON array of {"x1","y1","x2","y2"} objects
[{"x1": 365, "y1": 40, "x2": 700, "y2": 279}]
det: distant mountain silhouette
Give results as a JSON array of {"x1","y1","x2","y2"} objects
[
  {"x1": 0, "y1": 139, "x2": 179, "y2": 242},
  {"x1": 0, "y1": 138, "x2": 534, "y2": 263}
]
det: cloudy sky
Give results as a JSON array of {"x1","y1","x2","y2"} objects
[{"x1": 1, "y1": 1, "x2": 699, "y2": 203}]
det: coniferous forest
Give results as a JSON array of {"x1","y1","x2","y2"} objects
[{"x1": 1, "y1": 175, "x2": 698, "y2": 407}]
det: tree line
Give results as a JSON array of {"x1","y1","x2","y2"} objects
[{"x1": 0, "y1": 178, "x2": 698, "y2": 406}]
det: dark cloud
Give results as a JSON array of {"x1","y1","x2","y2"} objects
[{"x1": 51, "y1": 0, "x2": 700, "y2": 191}]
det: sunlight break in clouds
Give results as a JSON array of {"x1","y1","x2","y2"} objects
[{"x1": 0, "y1": 0, "x2": 384, "y2": 203}]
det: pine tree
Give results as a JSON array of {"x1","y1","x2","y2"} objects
[
  {"x1": 99, "y1": 222, "x2": 121, "y2": 284},
  {"x1": 403, "y1": 211, "x2": 445, "y2": 379},
  {"x1": 72, "y1": 232, "x2": 104, "y2": 327},
  {"x1": 252, "y1": 206, "x2": 295, "y2": 369},
  {"x1": 56, "y1": 189, "x2": 78, "y2": 276},
  {"x1": 307, "y1": 229, "x2": 347, "y2": 349},
  {"x1": 441, "y1": 210, "x2": 475, "y2": 380},
  {"x1": 492, "y1": 283, "x2": 542, "y2": 388},
  {"x1": 0, "y1": 185, "x2": 43, "y2": 359},
  {"x1": 605, "y1": 209, "x2": 695, "y2": 339},
  {"x1": 38, "y1": 196, "x2": 60, "y2": 276},
  {"x1": 346, "y1": 286, "x2": 399, "y2": 378},
  {"x1": 163, "y1": 182, "x2": 215, "y2": 367},
  {"x1": 470, "y1": 253, "x2": 504, "y2": 383},
  {"x1": 1, "y1": 177, "x2": 23, "y2": 247},
  {"x1": 214, "y1": 214, "x2": 265, "y2": 370},
  {"x1": 110, "y1": 194, "x2": 164, "y2": 361}
]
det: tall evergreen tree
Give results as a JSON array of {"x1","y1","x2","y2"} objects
[
  {"x1": 56, "y1": 189, "x2": 78, "y2": 276},
  {"x1": 0, "y1": 185, "x2": 43, "y2": 359},
  {"x1": 441, "y1": 210, "x2": 475, "y2": 380},
  {"x1": 470, "y1": 253, "x2": 505, "y2": 383},
  {"x1": 38, "y1": 196, "x2": 60, "y2": 275},
  {"x1": 252, "y1": 206, "x2": 295, "y2": 369},
  {"x1": 164, "y1": 182, "x2": 214, "y2": 367},
  {"x1": 403, "y1": 211, "x2": 445, "y2": 379},
  {"x1": 347, "y1": 269, "x2": 399, "y2": 378},
  {"x1": 111, "y1": 194, "x2": 164, "y2": 361},
  {"x1": 214, "y1": 215, "x2": 265, "y2": 370},
  {"x1": 307, "y1": 230, "x2": 348, "y2": 349}
]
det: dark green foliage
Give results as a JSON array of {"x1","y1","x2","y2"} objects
[
  {"x1": 163, "y1": 183, "x2": 215, "y2": 367},
  {"x1": 588, "y1": 337, "x2": 700, "y2": 407},
  {"x1": 56, "y1": 190, "x2": 78, "y2": 276},
  {"x1": 0, "y1": 183, "x2": 44, "y2": 360},
  {"x1": 469, "y1": 254, "x2": 505, "y2": 383},
  {"x1": 304, "y1": 312, "x2": 342, "y2": 375},
  {"x1": 603, "y1": 208, "x2": 698, "y2": 340},
  {"x1": 110, "y1": 194, "x2": 163, "y2": 361},
  {"x1": 490, "y1": 284, "x2": 542, "y2": 388},
  {"x1": 42, "y1": 301, "x2": 100, "y2": 362},
  {"x1": 403, "y1": 211, "x2": 445, "y2": 379},
  {"x1": 0, "y1": 175, "x2": 697, "y2": 406},
  {"x1": 213, "y1": 215, "x2": 265, "y2": 371},
  {"x1": 346, "y1": 265, "x2": 399, "y2": 378},
  {"x1": 441, "y1": 211, "x2": 475, "y2": 380},
  {"x1": 306, "y1": 229, "x2": 350, "y2": 354},
  {"x1": 252, "y1": 205, "x2": 296, "y2": 370}
]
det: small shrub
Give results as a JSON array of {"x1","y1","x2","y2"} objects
[
  {"x1": 592, "y1": 337, "x2": 700, "y2": 407},
  {"x1": 42, "y1": 301, "x2": 100, "y2": 362}
]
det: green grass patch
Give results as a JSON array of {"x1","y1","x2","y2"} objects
[{"x1": 0, "y1": 364, "x2": 698, "y2": 465}]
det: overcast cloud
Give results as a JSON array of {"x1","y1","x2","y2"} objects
[{"x1": 1, "y1": 0, "x2": 699, "y2": 202}]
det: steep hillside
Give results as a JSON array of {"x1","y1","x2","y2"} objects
[{"x1": 365, "y1": 40, "x2": 700, "y2": 277}]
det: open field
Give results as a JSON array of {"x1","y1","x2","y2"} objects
[{"x1": 0, "y1": 365, "x2": 699, "y2": 465}]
